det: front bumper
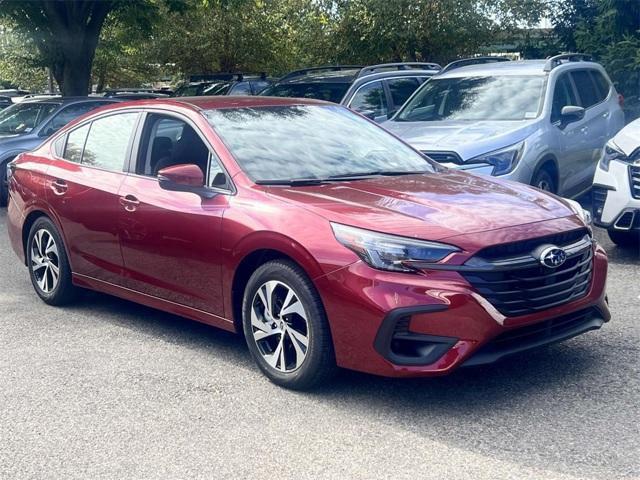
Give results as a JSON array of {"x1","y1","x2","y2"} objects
[
  {"x1": 592, "y1": 161, "x2": 640, "y2": 229},
  {"x1": 315, "y1": 233, "x2": 609, "y2": 378}
]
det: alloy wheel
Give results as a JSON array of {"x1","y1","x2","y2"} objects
[
  {"x1": 250, "y1": 280, "x2": 309, "y2": 372},
  {"x1": 30, "y1": 228, "x2": 60, "y2": 294}
]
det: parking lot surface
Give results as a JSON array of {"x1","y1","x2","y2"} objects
[{"x1": 1, "y1": 208, "x2": 638, "y2": 480}]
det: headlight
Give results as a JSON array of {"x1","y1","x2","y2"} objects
[
  {"x1": 331, "y1": 223, "x2": 459, "y2": 272},
  {"x1": 599, "y1": 140, "x2": 627, "y2": 172},
  {"x1": 469, "y1": 142, "x2": 524, "y2": 176},
  {"x1": 564, "y1": 198, "x2": 592, "y2": 226}
]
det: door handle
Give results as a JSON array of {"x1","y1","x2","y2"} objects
[
  {"x1": 50, "y1": 178, "x2": 68, "y2": 196},
  {"x1": 119, "y1": 194, "x2": 140, "y2": 212}
]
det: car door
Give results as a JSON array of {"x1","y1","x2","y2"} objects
[
  {"x1": 117, "y1": 112, "x2": 230, "y2": 316},
  {"x1": 568, "y1": 69, "x2": 609, "y2": 191},
  {"x1": 46, "y1": 111, "x2": 140, "y2": 284},
  {"x1": 347, "y1": 81, "x2": 389, "y2": 122}
]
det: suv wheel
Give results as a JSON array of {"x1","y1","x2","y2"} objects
[
  {"x1": 607, "y1": 229, "x2": 640, "y2": 249},
  {"x1": 242, "y1": 260, "x2": 336, "y2": 390},
  {"x1": 531, "y1": 168, "x2": 557, "y2": 193},
  {"x1": 27, "y1": 217, "x2": 78, "y2": 305}
]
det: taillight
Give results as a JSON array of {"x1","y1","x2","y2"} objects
[{"x1": 618, "y1": 94, "x2": 624, "y2": 108}]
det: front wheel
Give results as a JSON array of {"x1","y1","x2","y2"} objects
[
  {"x1": 242, "y1": 260, "x2": 337, "y2": 390},
  {"x1": 607, "y1": 229, "x2": 640, "y2": 249},
  {"x1": 531, "y1": 168, "x2": 557, "y2": 194}
]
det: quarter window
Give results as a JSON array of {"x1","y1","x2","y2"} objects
[
  {"x1": 350, "y1": 81, "x2": 388, "y2": 119},
  {"x1": 81, "y1": 113, "x2": 138, "y2": 171},
  {"x1": 571, "y1": 70, "x2": 600, "y2": 108}
]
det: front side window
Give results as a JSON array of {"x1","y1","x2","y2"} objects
[
  {"x1": 551, "y1": 74, "x2": 578, "y2": 123},
  {"x1": 205, "y1": 105, "x2": 435, "y2": 182},
  {"x1": 396, "y1": 75, "x2": 545, "y2": 122},
  {"x1": 349, "y1": 81, "x2": 388, "y2": 118},
  {"x1": 0, "y1": 102, "x2": 58, "y2": 134},
  {"x1": 81, "y1": 113, "x2": 138, "y2": 171}
]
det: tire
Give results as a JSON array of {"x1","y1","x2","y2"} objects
[
  {"x1": 242, "y1": 259, "x2": 337, "y2": 390},
  {"x1": 607, "y1": 229, "x2": 640, "y2": 249},
  {"x1": 0, "y1": 161, "x2": 8, "y2": 207},
  {"x1": 531, "y1": 167, "x2": 557, "y2": 194},
  {"x1": 26, "y1": 217, "x2": 78, "y2": 305}
]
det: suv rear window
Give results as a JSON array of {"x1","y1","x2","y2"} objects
[
  {"x1": 571, "y1": 70, "x2": 600, "y2": 108},
  {"x1": 260, "y1": 83, "x2": 350, "y2": 103}
]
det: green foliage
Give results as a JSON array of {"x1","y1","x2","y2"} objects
[{"x1": 0, "y1": 22, "x2": 49, "y2": 91}]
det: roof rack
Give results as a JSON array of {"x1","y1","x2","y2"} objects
[
  {"x1": 543, "y1": 53, "x2": 594, "y2": 72},
  {"x1": 440, "y1": 56, "x2": 511, "y2": 74},
  {"x1": 280, "y1": 65, "x2": 363, "y2": 81},
  {"x1": 356, "y1": 62, "x2": 442, "y2": 78}
]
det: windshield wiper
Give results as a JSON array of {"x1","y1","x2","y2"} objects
[
  {"x1": 327, "y1": 170, "x2": 429, "y2": 180},
  {"x1": 255, "y1": 178, "x2": 326, "y2": 186}
]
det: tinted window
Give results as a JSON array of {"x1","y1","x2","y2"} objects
[
  {"x1": 571, "y1": 70, "x2": 599, "y2": 108},
  {"x1": 229, "y1": 82, "x2": 252, "y2": 96},
  {"x1": 349, "y1": 81, "x2": 388, "y2": 118},
  {"x1": 46, "y1": 102, "x2": 109, "y2": 135},
  {"x1": 551, "y1": 74, "x2": 578, "y2": 123},
  {"x1": 63, "y1": 123, "x2": 90, "y2": 163},
  {"x1": 0, "y1": 102, "x2": 58, "y2": 134},
  {"x1": 260, "y1": 83, "x2": 350, "y2": 103},
  {"x1": 591, "y1": 71, "x2": 611, "y2": 102},
  {"x1": 205, "y1": 105, "x2": 435, "y2": 182},
  {"x1": 387, "y1": 77, "x2": 420, "y2": 108},
  {"x1": 397, "y1": 76, "x2": 545, "y2": 122},
  {"x1": 82, "y1": 113, "x2": 138, "y2": 170}
]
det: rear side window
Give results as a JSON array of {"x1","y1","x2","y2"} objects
[
  {"x1": 387, "y1": 78, "x2": 420, "y2": 108},
  {"x1": 571, "y1": 70, "x2": 600, "y2": 108},
  {"x1": 551, "y1": 74, "x2": 578, "y2": 123},
  {"x1": 82, "y1": 113, "x2": 138, "y2": 171},
  {"x1": 591, "y1": 71, "x2": 611, "y2": 102},
  {"x1": 63, "y1": 123, "x2": 90, "y2": 163}
]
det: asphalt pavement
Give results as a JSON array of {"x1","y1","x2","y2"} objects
[{"x1": 1, "y1": 208, "x2": 638, "y2": 480}]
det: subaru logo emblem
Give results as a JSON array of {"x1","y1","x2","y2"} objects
[{"x1": 539, "y1": 246, "x2": 567, "y2": 268}]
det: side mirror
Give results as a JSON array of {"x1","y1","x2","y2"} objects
[
  {"x1": 157, "y1": 163, "x2": 216, "y2": 199},
  {"x1": 560, "y1": 105, "x2": 585, "y2": 127}
]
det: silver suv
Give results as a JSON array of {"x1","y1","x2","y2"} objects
[{"x1": 383, "y1": 54, "x2": 625, "y2": 197}]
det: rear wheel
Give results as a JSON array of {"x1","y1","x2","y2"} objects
[
  {"x1": 607, "y1": 229, "x2": 640, "y2": 249},
  {"x1": 242, "y1": 260, "x2": 336, "y2": 390},
  {"x1": 27, "y1": 217, "x2": 77, "y2": 305},
  {"x1": 531, "y1": 167, "x2": 557, "y2": 194}
]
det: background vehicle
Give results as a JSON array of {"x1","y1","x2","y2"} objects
[
  {"x1": 0, "y1": 96, "x2": 12, "y2": 110},
  {"x1": 7, "y1": 97, "x2": 607, "y2": 390},
  {"x1": 102, "y1": 88, "x2": 172, "y2": 100},
  {"x1": 0, "y1": 96, "x2": 118, "y2": 206},
  {"x1": 173, "y1": 73, "x2": 272, "y2": 97},
  {"x1": 592, "y1": 118, "x2": 640, "y2": 248},
  {"x1": 383, "y1": 54, "x2": 625, "y2": 196},
  {"x1": 260, "y1": 62, "x2": 442, "y2": 122}
]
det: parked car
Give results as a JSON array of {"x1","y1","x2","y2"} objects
[
  {"x1": 173, "y1": 73, "x2": 272, "y2": 97},
  {"x1": 260, "y1": 63, "x2": 441, "y2": 122},
  {"x1": 0, "y1": 96, "x2": 12, "y2": 110},
  {"x1": 101, "y1": 90, "x2": 169, "y2": 100},
  {"x1": 0, "y1": 96, "x2": 118, "y2": 206},
  {"x1": 7, "y1": 97, "x2": 608, "y2": 389},
  {"x1": 383, "y1": 54, "x2": 625, "y2": 197},
  {"x1": 592, "y1": 118, "x2": 640, "y2": 248}
]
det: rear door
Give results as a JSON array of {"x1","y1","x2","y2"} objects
[
  {"x1": 46, "y1": 111, "x2": 140, "y2": 284},
  {"x1": 117, "y1": 112, "x2": 230, "y2": 316}
]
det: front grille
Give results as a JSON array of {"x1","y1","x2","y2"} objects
[
  {"x1": 474, "y1": 229, "x2": 589, "y2": 260},
  {"x1": 592, "y1": 187, "x2": 608, "y2": 221},
  {"x1": 461, "y1": 232, "x2": 594, "y2": 317},
  {"x1": 422, "y1": 151, "x2": 463, "y2": 165},
  {"x1": 630, "y1": 165, "x2": 640, "y2": 199}
]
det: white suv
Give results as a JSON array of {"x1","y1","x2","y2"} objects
[
  {"x1": 592, "y1": 119, "x2": 640, "y2": 248},
  {"x1": 383, "y1": 54, "x2": 625, "y2": 197}
]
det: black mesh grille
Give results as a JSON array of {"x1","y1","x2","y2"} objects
[
  {"x1": 461, "y1": 233, "x2": 593, "y2": 317},
  {"x1": 630, "y1": 165, "x2": 640, "y2": 199},
  {"x1": 422, "y1": 151, "x2": 464, "y2": 165}
]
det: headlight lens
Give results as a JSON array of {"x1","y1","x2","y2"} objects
[
  {"x1": 470, "y1": 142, "x2": 524, "y2": 176},
  {"x1": 599, "y1": 141, "x2": 626, "y2": 172},
  {"x1": 564, "y1": 198, "x2": 592, "y2": 226},
  {"x1": 331, "y1": 223, "x2": 459, "y2": 272}
]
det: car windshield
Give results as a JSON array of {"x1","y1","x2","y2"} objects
[
  {"x1": 260, "y1": 83, "x2": 350, "y2": 103},
  {"x1": 0, "y1": 102, "x2": 58, "y2": 134},
  {"x1": 396, "y1": 75, "x2": 545, "y2": 122},
  {"x1": 203, "y1": 82, "x2": 232, "y2": 96},
  {"x1": 205, "y1": 105, "x2": 435, "y2": 183}
]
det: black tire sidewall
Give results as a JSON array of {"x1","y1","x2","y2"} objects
[
  {"x1": 532, "y1": 168, "x2": 556, "y2": 194},
  {"x1": 242, "y1": 260, "x2": 335, "y2": 389}
]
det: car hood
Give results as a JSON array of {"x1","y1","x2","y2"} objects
[
  {"x1": 383, "y1": 119, "x2": 538, "y2": 161},
  {"x1": 0, "y1": 132, "x2": 39, "y2": 156},
  {"x1": 266, "y1": 170, "x2": 574, "y2": 241},
  {"x1": 611, "y1": 118, "x2": 640, "y2": 156}
]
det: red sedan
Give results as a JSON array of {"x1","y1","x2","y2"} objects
[{"x1": 7, "y1": 97, "x2": 609, "y2": 389}]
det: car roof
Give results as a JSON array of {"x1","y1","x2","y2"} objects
[{"x1": 436, "y1": 59, "x2": 605, "y2": 78}]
